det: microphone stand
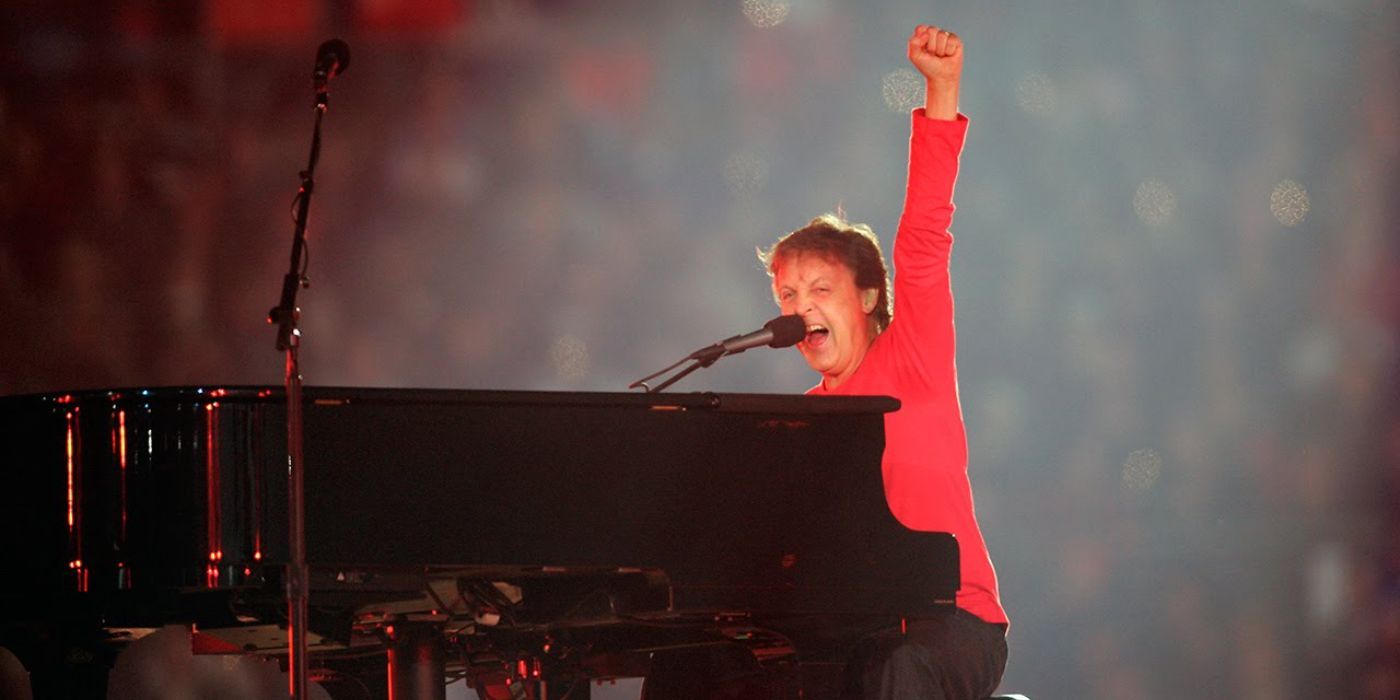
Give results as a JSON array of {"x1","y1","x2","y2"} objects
[
  {"x1": 267, "y1": 85, "x2": 333, "y2": 700},
  {"x1": 629, "y1": 344, "x2": 729, "y2": 393},
  {"x1": 630, "y1": 316, "x2": 804, "y2": 393}
]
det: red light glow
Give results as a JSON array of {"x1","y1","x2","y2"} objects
[
  {"x1": 65, "y1": 412, "x2": 75, "y2": 530},
  {"x1": 118, "y1": 410, "x2": 128, "y2": 542},
  {"x1": 118, "y1": 410, "x2": 127, "y2": 462},
  {"x1": 205, "y1": 403, "x2": 221, "y2": 587},
  {"x1": 65, "y1": 408, "x2": 84, "y2": 592}
]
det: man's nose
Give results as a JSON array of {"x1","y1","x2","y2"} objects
[{"x1": 796, "y1": 294, "x2": 814, "y2": 315}]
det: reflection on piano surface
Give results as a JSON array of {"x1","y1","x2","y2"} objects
[{"x1": 0, "y1": 387, "x2": 958, "y2": 698}]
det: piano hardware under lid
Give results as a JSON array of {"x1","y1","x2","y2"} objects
[{"x1": 0, "y1": 386, "x2": 958, "y2": 619}]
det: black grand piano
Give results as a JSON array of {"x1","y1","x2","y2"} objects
[{"x1": 0, "y1": 387, "x2": 958, "y2": 698}]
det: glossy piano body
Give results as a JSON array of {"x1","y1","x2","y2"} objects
[{"x1": 0, "y1": 386, "x2": 959, "y2": 695}]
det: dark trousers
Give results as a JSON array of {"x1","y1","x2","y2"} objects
[
  {"x1": 642, "y1": 609, "x2": 1007, "y2": 700},
  {"x1": 842, "y1": 609, "x2": 1008, "y2": 700}
]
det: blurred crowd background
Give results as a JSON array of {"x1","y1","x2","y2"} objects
[{"x1": 2, "y1": 0, "x2": 1397, "y2": 698}]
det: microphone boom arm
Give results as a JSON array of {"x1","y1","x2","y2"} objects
[
  {"x1": 627, "y1": 344, "x2": 727, "y2": 393},
  {"x1": 628, "y1": 315, "x2": 804, "y2": 393}
]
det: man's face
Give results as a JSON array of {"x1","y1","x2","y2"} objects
[{"x1": 772, "y1": 251, "x2": 878, "y2": 389}]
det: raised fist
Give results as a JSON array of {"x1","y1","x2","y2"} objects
[{"x1": 907, "y1": 24, "x2": 963, "y2": 86}]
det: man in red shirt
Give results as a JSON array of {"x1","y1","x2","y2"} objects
[{"x1": 761, "y1": 24, "x2": 1008, "y2": 700}]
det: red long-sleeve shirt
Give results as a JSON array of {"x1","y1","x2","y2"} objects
[{"x1": 808, "y1": 109, "x2": 1007, "y2": 626}]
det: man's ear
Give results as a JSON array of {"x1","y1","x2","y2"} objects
[{"x1": 861, "y1": 287, "x2": 879, "y2": 314}]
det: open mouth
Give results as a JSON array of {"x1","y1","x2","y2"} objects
[{"x1": 805, "y1": 324, "x2": 830, "y2": 346}]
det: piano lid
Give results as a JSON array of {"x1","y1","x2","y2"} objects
[{"x1": 0, "y1": 385, "x2": 899, "y2": 413}]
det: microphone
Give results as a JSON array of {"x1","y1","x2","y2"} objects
[
  {"x1": 630, "y1": 314, "x2": 806, "y2": 392},
  {"x1": 706, "y1": 314, "x2": 807, "y2": 357},
  {"x1": 313, "y1": 39, "x2": 351, "y2": 92}
]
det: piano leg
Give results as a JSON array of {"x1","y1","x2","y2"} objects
[{"x1": 387, "y1": 622, "x2": 446, "y2": 700}]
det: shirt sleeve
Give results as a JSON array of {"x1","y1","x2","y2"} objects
[{"x1": 883, "y1": 109, "x2": 969, "y2": 397}]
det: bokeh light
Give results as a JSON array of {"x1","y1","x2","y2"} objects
[
  {"x1": 1122, "y1": 448, "x2": 1163, "y2": 495},
  {"x1": 550, "y1": 335, "x2": 590, "y2": 384},
  {"x1": 723, "y1": 151, "x2": 769, "y2": 195},
  {"x1": 881, "y1": 68, "x2": 924, "y2": 114},
  {"x1": 741, "y1": 0, "x2": 790, "y2": 29},
  {"x1": 1304, "y1": 542, "x2": 1349, "y2": 629},
  {"x1": 1285, "y1": 325, "x2": 1339, "y2": 392},
  {"x1": 1133, "y1": 178, "x2": 1177, "y2": 227},
  {"x1": 1269, "y1": 179, "x2": 1310, "y2": 227},
  {"x1": 1014, "y1": 72, "x2": 1057, "y2": 116}
]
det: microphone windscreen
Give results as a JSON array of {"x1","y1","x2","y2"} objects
[
  {"x1": 764, "y1": 314, "x2": 807, "y2": 348},
  {"x1": 317, "y1": 39, "x2": 351, "y2": 75}
]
